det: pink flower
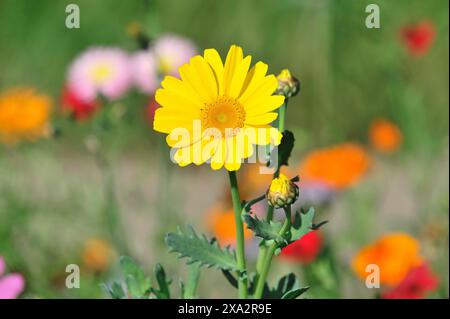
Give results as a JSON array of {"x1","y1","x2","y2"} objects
[
  {"x1": 67, "y1": 47, "x2": 132, "y2": 103},
  {"x1": 0, "y1": 256, "x2": 25, "y2": 299},
  {"x1": 152, "y1": 34, "x2": 197, "y2": 76},
  {"x1": 130, "y1": 50, "x2": 158, "y2": 94}
]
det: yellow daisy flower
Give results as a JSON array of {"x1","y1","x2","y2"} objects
[
  {"x1": 153, "y1": 45, "x2": 284, "y2": 171},
  {"x1": 0, "y1": 87, "x2": 52, "y2": 144}
]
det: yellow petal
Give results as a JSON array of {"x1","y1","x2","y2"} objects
[
  {"x1": 204, "y1": 49, "x2": 224, "y2": 95},
  {"x1": 224, "y1": 136, "x2": 242, "y2": 171},
  {"x1": 245, "y1": 112, "x2": 278, "y2": 126},
  {"x1": 155, "y1": 88, "x2": 201, "y2": 113},
  {"x1": 179, "y1": 62, "x2": 213, "y2": 103},
  {"x1": 153, "y1": 108, "x2": 197, "y2": 134},
  {"x1": 239, "y1": 74, "x2": 278, "y2": 106},
  {"x1": 189, "y1": 55, "x2": 218, "y2": 100},
  {"x1": 210, "y1": 139, "x2": 226, "y2": 170},
  {"x1": 229, "y1": 55, "x2": 252, "y2": 98},
  {"x1": 238, "y1": 61, "x2": 268, "y2": 101},
  {"x1": 173, "y1": 136, "x2": 214, "y2": 167},
  {"x1": 251, "y1": 126, "x2": 282, "y2": 146},
  {"x1": 223, "y1": 45, "x2": 243, "y2": 96},
  {"x1": 161, "y1": 75, "x2": 203, "y2": 105},
  {"x1": 245, "y1": 95, "x2": 285, "y2": 117}
]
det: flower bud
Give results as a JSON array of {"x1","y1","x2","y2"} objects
[
  {"x1": 275, "y1": 69, "x2": 300, "y2": 98},
  {"x1": 266, "y1": 174, "x2": 299, "y2": 208}
]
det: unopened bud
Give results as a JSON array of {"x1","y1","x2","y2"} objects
[
  {"x1": 266, "y1": 174, "x2": 299, "y2": 208},
  {"x1": 275, "y1": 69, "x2": 300, "y2": 98}
]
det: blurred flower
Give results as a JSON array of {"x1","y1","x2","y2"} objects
[
  {"x1": 130, "y1": 50, "x2": 158, "y2": 94},
  {"x1": 382, "y1": 263, "x2": 438, "y2": 299},
  {"x1": 153, "y1": 34, "x2": 197, "y2": 76},
  {"x1": 153, "y1": 45, "x2": 284, "y2": 171},
  {"x1": 280, "y1": 231, "x2": 323, "y2": 264},
  {"x1": 61, "y1": 86, "x2": 101, "y2": 120},
  {"x1": 298, "y1": 143, "x2": 371, "y2": 190},
  {"x1": 0, "y1": 256, "x2": 25, "y2": 299},
  {"x1": 267, "y1": 173, "x2": 299, "y2": 208},
  {"x1": 0, "y1": 87, "x2": 52, "y2": 144},
  {"x1": 207, "y1": 204, "x2": 252, "y2": 247},
  {"x1": 147, "y1": 96, "x2": 159, "y2": 122},
  {"x1": 369, "y1": 118, "x2": 402, "y2": 153},
  {"x1": 352, "y1": 233, "x2": 423, "y2": 286},
  {"x1": 82, "y1": 238, "x2": 114, "y2": 273},
  {"x1": 297, "y1": 180, "x2": 335, "y2": 207},
  {"x1": 400, "y1": 21, "x2": 436, "y2": 57},
  {"x1": 67, "y1": 47, "x2": 132, "y2": 103},
  {"x1": 275, "y1": 69, "x2": 300, "y2": 98}
]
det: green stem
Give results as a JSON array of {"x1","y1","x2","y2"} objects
[
  {"x1": 184, "y1": 264, "x2": 201, "y2": 299},
  {"x1": 227, "y1": 170, "x2": 248, "y2": 299},
  {"x1": 254, "y1": 206, "x2": 291, "y2": 299},
  {"x1": 96, "y1": 152, "x2": 129, "y2": 256},
  {"x1": 257, "y1": 101, "x2": 288, "y2": 273}
]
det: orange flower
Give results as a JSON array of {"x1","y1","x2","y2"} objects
[
  {"x1": 207, "y1": 204, "x2": 252, "y2": 246},
  {"x1": 369, "y1": 119, "x2": 402, "y2": 153},
  {"x1": 82, "y1": 238, "x2": 114, "y2": 273},
  {"x1": 352, "y1": 233, "x2": 423, "y2": 286},
  {"x1": 0, "y1": 87, "x2": 52, "y2": 144},
  {"x1": 298, "y1": 143, "x2": 371, "y2": 190}
]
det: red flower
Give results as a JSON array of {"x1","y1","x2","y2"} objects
[
  {"x1": 400, "y1": 21, "x2": 436, "y2": 57},
  {"x1": 382, "y1": 263, "x2": 439, "y2": 299},
  {"x1": 280, "y1": 231, "x2": 323, "y2": 264},
  {"x1": 147, "y1": 97, "x2": 160, "y2": 122},
  {"x1": 61, "y1": 86, "x2": 100, "y2": 120}
]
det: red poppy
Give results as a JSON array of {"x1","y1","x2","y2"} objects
[
  {"x1": 280, "y1": 231, "x2": 323, "y2": 264},
  {"x1": 61, "y1": 86, "x2": 100, "y2": 120},
  {"x1": 382, "y1": 263, "x2": 439, "y2": 299},
  {"x1": 400, "y1": 21, "x2": 436, "y2": 57}
]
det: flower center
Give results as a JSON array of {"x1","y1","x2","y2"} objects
[
  {"x1": 90, "y1": 64, "x2": 112, "y2": 84},
  {"x1": 201, "y1": 96, "x2": 246, "y2": 137}
]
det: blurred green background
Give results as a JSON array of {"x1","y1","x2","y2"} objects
[{"x1": 0, "y1": 0, "x2": 448, "y2": 298}]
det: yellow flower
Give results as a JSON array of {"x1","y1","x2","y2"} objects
[
  {"x1": 267, "y1": 173, "x2": 299, "y2": 208},
  {"x1": 153, "y1": 45, "x2": 284, "y2": 171},
  {"x1": 0, "y1": 87, "x2": 52, "y2": 144}
]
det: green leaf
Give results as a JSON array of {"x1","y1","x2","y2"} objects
[
  {"x1": 264, "y1": 273, "x2": 309, "y2": 299},
  {"x1": 281, "y1": 287, "x2": 310, "y2": 299},
  {"x1": 278, "y1": 130, "x2": 295, "y2": 167},
  {"x1": 221, "y1": 269, "x2": 238, "y2": 288},
  {"x1": 102, "y1": 281, "x2": 127, "y2": 299},
  {"x1": 243, "y1": 213, "x2": 288, "y2": 246},
  {"x1": 119, "y1": 256, "x2": 151, "y2": 296},
  {"x1": 125, "y1": 275, "x2": 141, "y2": 298},
  {"x1": 165, "y1": 225, "x2": 238, "y2": 271},
  {"x1": 150, "y1": 263, "x2": 171, "y2": 299},
  {"x1": 290, "y1": 207, "x2": 315, "y2": 242}
]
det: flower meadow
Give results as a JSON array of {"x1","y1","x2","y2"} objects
[{"x1": 0, "y1": 0, "x2": 448, "y2": 301}]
